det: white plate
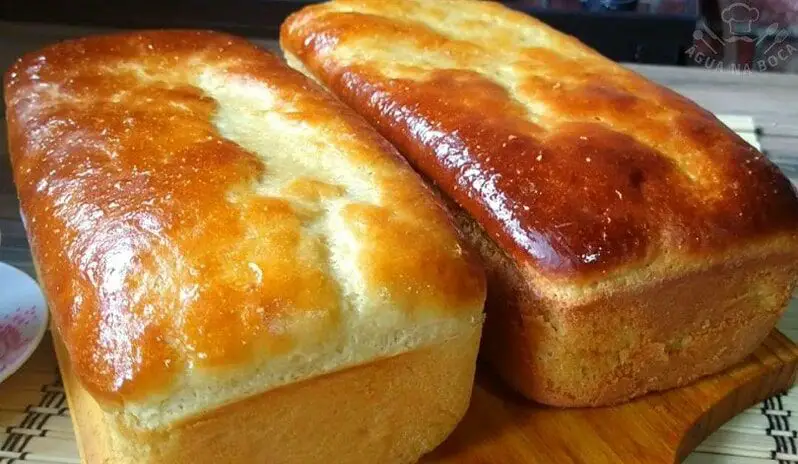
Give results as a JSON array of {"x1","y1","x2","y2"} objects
[{"x1": 0, "y1": 262, "x2": 48, "y2": 384}]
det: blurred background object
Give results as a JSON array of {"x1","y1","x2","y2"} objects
[
  {"x1": 0, "y1": 0, "x2": 794, "y2": 72},
  {"x1": 0, "y1": 0, "x2": 702, "y2": 65}
]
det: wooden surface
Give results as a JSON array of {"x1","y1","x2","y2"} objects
[
  {"x1": 0, "y1": 336, "x2": 77, "y2": 463},
  {"x1": 424, "y1": 331, "x2": 798, "y2": 464},
  {"x1": 2, "y1": 21, "x2": 798, "y2": 464},
  {"x1": 2, "y1": 328, "x2": 797, "y2": 464}
]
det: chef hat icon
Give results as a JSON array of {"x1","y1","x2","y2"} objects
[{"x1": 721, "y1": 2, "x2": 760, "y2": 34}]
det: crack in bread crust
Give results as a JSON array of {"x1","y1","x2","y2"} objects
[{"x1": 5, "y1": 30, "x2": 486, "y2": 424}]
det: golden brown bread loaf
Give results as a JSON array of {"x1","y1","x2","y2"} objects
[
  {"x1": 281, "y1": 0, "x2": 798, "y2": 406},
  {"x1": 5, "y1": 30, "x2": 486, "y2": 463}
]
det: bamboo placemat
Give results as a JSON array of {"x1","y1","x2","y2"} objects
[{"x1": 0, "y1": 116, "x2": 795, "y2": 464}]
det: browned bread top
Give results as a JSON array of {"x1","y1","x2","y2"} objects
[
  {"x1": 282, "y1": 0, "x2": 798, "y2": 280},
  {"x1": 5, "y1": 30, "x2": 485, "y2": 418}
]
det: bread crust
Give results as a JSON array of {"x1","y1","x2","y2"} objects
[
  {"x1": 281, "y1": 0, "x2": 798, "y2": 405},
  {"x1": 53, "y1": 323, "x2": 482, "y2": 463},
  {"x1": 280, "y1": 0, "x2": 798, "y2": 279},
  {"x1": 5, "y1": 29, "x2": 485, "y2": 421},
  {"x1": 456, "y1": 207, "x2": 797, "y2": 406}
]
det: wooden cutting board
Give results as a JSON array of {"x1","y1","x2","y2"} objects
[
  {"x1": 422, "y1": 330, "x2": 798, "y2": 464},
  {"x1": 45, "y1": 329, "x2": 798, "y2": 464}
]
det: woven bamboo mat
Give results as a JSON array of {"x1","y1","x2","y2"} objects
[{"x1": 0, "y1": 114, "x2": 795, "y2": 464}]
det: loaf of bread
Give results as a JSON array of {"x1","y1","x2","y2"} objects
[
  {"x1": 281, "y1": 0, "x2": 798, "y2": 406},
  {"x1": 4, "y1": 30, "x2": 486, "y2": 463}
]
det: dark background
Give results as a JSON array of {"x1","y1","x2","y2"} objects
[{"x1": 0, "y1": 0, "x2": 796, "y2": 71}]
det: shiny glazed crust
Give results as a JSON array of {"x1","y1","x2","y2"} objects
[
  {"x1": 54, "y1": 323, "x2": 482, "y2": 464},
  {"x1": 4, "y1": 29, "x2": 486, "y2": 428},
  {"x1": 281, "y1": 0, "x2": 798, "y2": 405},
  {"x1": 281, "y1": 0, "x2": 798, "y2": 279}
]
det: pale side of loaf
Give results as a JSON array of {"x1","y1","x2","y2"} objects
[
  {"x1": 53, "y1": 322, "x2": 482, "y2": 464},
  {"x1": 281, "y1": 0, "x2": 798, "y2": 406},
  {"x1": 5, "y1": 30, "x2": 486, "y2": 462}
]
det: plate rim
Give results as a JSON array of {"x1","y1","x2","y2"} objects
[{"x1": 0, "y1": 261, "x2": 49, "y2": 385}]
